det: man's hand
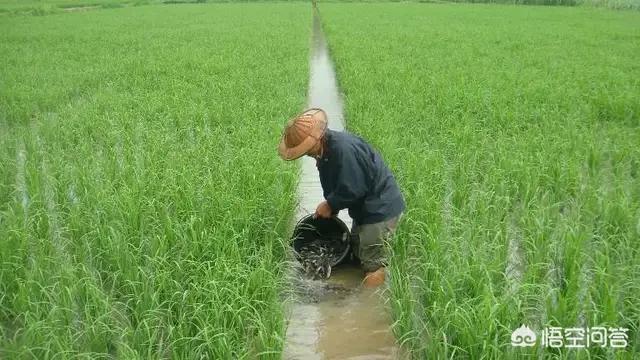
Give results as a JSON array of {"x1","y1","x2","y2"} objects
[{"x1": 314, "y1": 200, "x2": 332, "y2": 219}]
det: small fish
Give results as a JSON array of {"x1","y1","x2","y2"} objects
[
  {"x1": 298, "y1": 239, "x2": 336, "y2": 279},
  {"x1": 294, "y1": 226, "x2": 348, "y2": 280}
]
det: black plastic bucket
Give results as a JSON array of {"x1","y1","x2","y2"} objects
[{"x1": 291, "y1": 214, "x2": 351, "y2": 267}]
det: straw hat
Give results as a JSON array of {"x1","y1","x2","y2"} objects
[{"x1": 278, "y1": 108, "x2": 328, "y2": 161}]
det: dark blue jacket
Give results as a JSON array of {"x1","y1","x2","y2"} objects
[{"x1": 317, "y1": 129, "x2": 405, "y2": 225}]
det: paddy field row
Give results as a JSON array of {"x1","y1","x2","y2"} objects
[
  {"x1": 319, "y1": 3, "x2": 640, "y2": 358},
  {"x1": 1, "y1": 2, "x2": 639, "y2": 359},
  {"x1": 0, "y1": 4, "x2": 309, "y2": 358}
]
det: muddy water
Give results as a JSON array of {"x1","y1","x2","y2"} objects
[
  {"x1": 294, "y1": 11, "x2": 349, "y2": 228},
  {"x1": 283, "y1": 11, "x2": 401, "y2": 360},
  {"x1": 284, "y1": 263, "x2": 401, "y2": 360}
]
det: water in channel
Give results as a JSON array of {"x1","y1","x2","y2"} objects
[{"x1": 282, "y1": 11, "x2": 401, "y2": 360}]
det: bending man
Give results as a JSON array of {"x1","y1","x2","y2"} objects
[{"x1": 278, "y1": 108, "x2": 405, "y2": 288}]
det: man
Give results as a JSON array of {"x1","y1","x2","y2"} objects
[{"x1": 278, "y1": 108, "x2": 405, "y2": 288}]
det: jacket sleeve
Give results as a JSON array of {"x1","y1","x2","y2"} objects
[{"x1": 325, "y1": 148, "x2": 368, "y2": 212}]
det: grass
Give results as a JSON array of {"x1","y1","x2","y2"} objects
[
  {"x1": 0, "y1": 0, "x2": 149, "y2": 15},
  {"x1": 318, "y1": 3, "x2": 640, "y2": 358},
  {"x1": 0, "y1": 3, "x2": 309, "y2": 358},
  {"x1": 439, "y1": 0, "x2": 639, "y2": 11},
  {"x1": 0, "y1": 0, "x2": 309, "y2": 16},
  {"x1": 316, "y1": 0, "x2": 640, "y2": 11}
]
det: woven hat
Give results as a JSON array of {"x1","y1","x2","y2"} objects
[{"x1": 278, "y1": 108, "x2": 328, "y2": 161}]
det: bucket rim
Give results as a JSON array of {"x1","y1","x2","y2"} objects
[{"x1": 293, "y1": 213, "x2": 351, "y2": 236}]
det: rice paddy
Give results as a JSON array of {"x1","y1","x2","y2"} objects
[
  {"x1": 1, "y1": 1, "x2": 639, "y2": 359},
  {"x1": 319, "y1": 3, "x2": 640, "y2": 358},
  {"x1": 0, "y1": 4, "x2": 308, "y2": 358}
]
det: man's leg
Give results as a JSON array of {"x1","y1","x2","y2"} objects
[
  {"x1": 354, "y1": 215, "x2": 401, "y2": 288},
  {"x1": 349, "y1": 223, "x2": 361, "y2": 265}
]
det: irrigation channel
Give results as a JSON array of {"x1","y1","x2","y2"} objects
[{"x1": 282, "y1": 11, "x2": 401, "y2": 360}]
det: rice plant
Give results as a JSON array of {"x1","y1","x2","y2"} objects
[
  {"x1": 0, "y1": 4, "x2": 310, "y2": 358},
  {"x1": 319, "y1": 3, "x2": 640, "y2": 358}
]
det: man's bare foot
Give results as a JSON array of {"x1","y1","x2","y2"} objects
[{"x1": 363, "y1": 267, "x2": 385, "y2": 288}]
